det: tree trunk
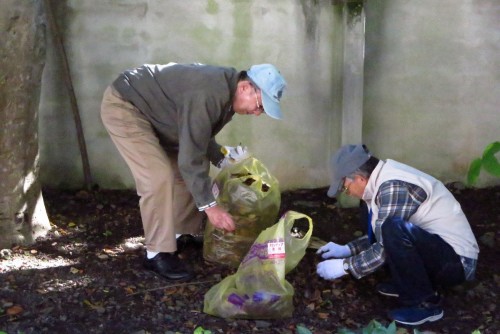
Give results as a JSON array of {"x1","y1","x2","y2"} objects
[{"x1": 0, "y1": 0, "x2": 50, "y2": 248}]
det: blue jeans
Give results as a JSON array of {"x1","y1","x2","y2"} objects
[{"x1": 382, "y1": 218, "x2": 465, "y2": 305}]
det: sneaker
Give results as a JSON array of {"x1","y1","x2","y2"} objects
[
  {"x1": 376, "y1": 282, "x2": 399, "y2": 298},
  {"x1": 143, "y1": 252, "x2": 193, "y2": 281},
  {"x1": 388, "y1": 303, "x2": 443, "y2": 326}
]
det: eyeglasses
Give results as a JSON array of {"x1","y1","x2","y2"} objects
[
  {"x1": 254, "y1": 89, "x2": 265, "y2": 113},
  {"x1": 339, "y1": 177, "x2": 352, "y2": 194}
]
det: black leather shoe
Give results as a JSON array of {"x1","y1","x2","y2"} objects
[{"x1": 143, "y1": 252, "x2": 194, "y2": 281}]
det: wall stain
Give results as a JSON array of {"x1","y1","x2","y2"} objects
[
  {"x1": 300, "y1": 0, "x2": 320, "y2": 40},
  {"x1": 206, "y1": 0, "x2": 219, "y2": 15}
]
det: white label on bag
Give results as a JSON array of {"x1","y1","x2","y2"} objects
[
  {"x1": 212, "y1": 183, "x2": 219, "y2": 199},
  {"x1": 268, "y1": 241, "x2": 285, "y2": 258}
]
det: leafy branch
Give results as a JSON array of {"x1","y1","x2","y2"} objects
[{"x1": 466, "y1": 141, "x2": 500, "y2": 186}]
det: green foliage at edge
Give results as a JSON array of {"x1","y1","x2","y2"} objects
[
  {"x1": 296, "y1": 324, "x2": 314, "y2": 334},
  {"x1": 192, "y1": 322, "x2": 483, "y2": 334},
  {"x1": 193, "y1": 326, "x2": 212, "y2": 334},
  {"x1": 481, "y1": 141, "x2": 500, "y2": 176},
  {"x1": 335, "y1": 319, "x2": 482, "y2": 334},
  {"x1": 466, "y1": 141, "x2": 500, "y2": 186},
  {"x1": 467, "y1": 158, "x2": 483, "y2": 186},
  {"x1": 337, "y1": 320, "x2": 396, "y2": 334}
]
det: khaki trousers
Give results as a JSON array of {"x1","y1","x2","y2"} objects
[{"x1": 100, "y1": 86, "x2": 203, "y2": 252}]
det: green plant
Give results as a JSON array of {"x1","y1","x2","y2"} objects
[
  {"x1": 337, "y1": 319, "x2": 482, "y2": 334},
  {"x1": 193, "y1": 327, "x2": 212, "y2": 334},
  {"x1": 296, "y1": 324, "x2": 313, "y2": 334},
  {"x1": 338, "y1": 320, "x2": 397, "y2": 334},
  {"x1": 466, "y1": 141, "x2": 500, "y2": 186}
]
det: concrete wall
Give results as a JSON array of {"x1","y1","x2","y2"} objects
[
  {"x1": 364, "y1": 0, "x2": 500, "y2": 187},
  {"x1": 39, "y1": 0, "x2": 500, "y2": 191},
  {"x1": 39, "y1": 0, "x2": 344, "y2": 190}
]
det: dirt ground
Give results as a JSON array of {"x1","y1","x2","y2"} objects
[{"x1": 0, "y1": 185, "x2": 498, "y2": 334}]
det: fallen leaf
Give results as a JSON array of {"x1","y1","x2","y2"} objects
[
  {"x1": 124, "y1": 286, "x2": 136, "y2": 294},
  {"x1": 332, "y1": 288, "x2": 343, "y2": 297},
  {"x1": 7, "y1": 305, "x2": 24, "y2": 316},
  {"x1": 70, "y1": 267, "x2": 81, "y2": 274},
  {"x1": 344, "y1": 318, "x2": 357, "y2": 326},
  {"x1": 317, "y1": 312, "x2": 329, "y2": 319},
  {"x1": 83, "y1": 299, "x2": 94, "y2": 307}
]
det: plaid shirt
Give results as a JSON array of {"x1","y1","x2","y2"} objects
[
  {"x1": 345, "y1": 180, "x2": 477, "y2": 280},
  {"x1": 346, "y1": 180, "x2": 426, "y2": 279}
]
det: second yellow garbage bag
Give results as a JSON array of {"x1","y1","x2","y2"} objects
[
  {"x1": 203, "y1": 211, "x2": 313, "y2": 319},
  {"x1": 203, "y1": 156, "x2": 280, "y2": 268}
]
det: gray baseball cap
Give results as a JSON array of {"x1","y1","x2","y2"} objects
[{"x1": 327, "y1": 144, "x2": 371, "y2": 197}]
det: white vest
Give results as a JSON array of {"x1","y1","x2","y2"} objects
[{"x1": 363, "y1": 160, "x2": 479, "y2": 259}]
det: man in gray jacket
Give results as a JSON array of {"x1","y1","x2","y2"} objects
[{"x1": 101, "y1": 63, "x2": 287, "y2": 281}]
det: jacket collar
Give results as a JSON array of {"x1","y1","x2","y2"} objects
[{"x1": 362, "y1": 160, "x2": 385, "y2": 202}]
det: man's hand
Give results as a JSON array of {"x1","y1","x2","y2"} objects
[
  {"x1": 316, "y1": 259, "x2": 348, "y2": 280},
  {"x1": 316, "y1": 241, "x2": 351, "y2": 259},
  {"x1": 204, "y1": 205, "x2": 235, "y2": 232},
  {"x1": 219, "y1": 145, "x2": 249, "y2": 168}
]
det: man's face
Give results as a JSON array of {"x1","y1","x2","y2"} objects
[
  {"x1": 340, "y1": 175, "x2": 367, "y2": 199},
  {"x1": 232, "y1": 81, "x2": 265, "y2": 116}
]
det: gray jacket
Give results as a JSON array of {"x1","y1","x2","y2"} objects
[{"x1": 112, "y1": 63, "x2": 238, "y2": 209}]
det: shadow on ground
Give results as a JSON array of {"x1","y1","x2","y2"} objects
[{"x1": 0, "y1": 186, "x2": 498, "y2": 333}]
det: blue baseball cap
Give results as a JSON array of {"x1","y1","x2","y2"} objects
[{"x1": 247, "y1": 64, "x2": 287, "y2": 120}]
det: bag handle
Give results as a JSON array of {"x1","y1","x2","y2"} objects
[{"x1": 282, "y1": 211, "x2": 313, "y2": 273}]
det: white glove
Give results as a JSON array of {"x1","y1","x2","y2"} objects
[
  {"x1": 316, "y1": 241, "x2": 351, "y2": 259},
  {"x1": 317, "y1": 259, "x2": 348, "y2": 280},
  {"x1": 219, "y1": 145, "x2": 249, "y2": 168}
]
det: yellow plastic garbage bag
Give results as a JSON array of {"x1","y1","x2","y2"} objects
[
  {"x1": 203, "y1": 211, "x2": 313, "y2": 319},
  {"x1": 203, "y1": 156, "x2": 280, "y2": 268}
]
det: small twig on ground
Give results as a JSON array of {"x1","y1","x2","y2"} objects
[
  {"x1": 308, "y1": 236, "x2": 327, "y2": 250},
  {"x1": 127, "y1": 279, "x2": 218, "y2": 296}
]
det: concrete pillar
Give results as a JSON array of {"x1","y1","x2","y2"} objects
[
  {"x1": 339, "y1": 0, "x2": 365, "y2": 208},
  {"x1": 341, "y1": 0, "x2": 365, "y2": 145}
]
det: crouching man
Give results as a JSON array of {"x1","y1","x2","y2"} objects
[{"x1": 316, "y1": 144, "x2": 479, "y2": 326}]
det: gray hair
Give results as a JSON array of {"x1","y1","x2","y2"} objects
[{"x1": 348, "y1": 155, "x2": 379, "y2": 180}]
